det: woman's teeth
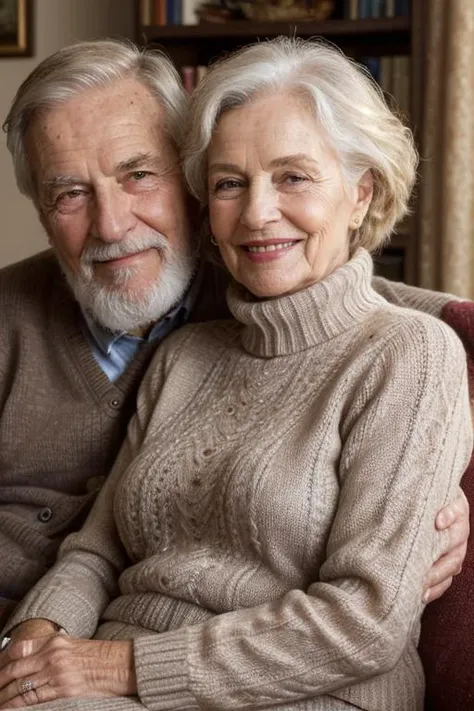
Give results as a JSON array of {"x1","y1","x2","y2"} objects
[{"x1": 246, "y1": 242, "x2": 295, "y2": 253}]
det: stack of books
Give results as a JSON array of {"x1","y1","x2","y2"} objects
[
  {"x1": 345, "y1": 0, "x2": 410, "y2": 18},
  {"x1": 140, "y1": 0, "x2": 201, "y2": 26},
  {"x1": 361, "y1": 55, "x2": 411, "y2": 119}
]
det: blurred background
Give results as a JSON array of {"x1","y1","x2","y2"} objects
[{"x1": 0, "y1": 0, "x2": 472, "y2": 298}]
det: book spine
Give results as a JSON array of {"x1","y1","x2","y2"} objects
[
  {"x1": 166, "y1": 0, "x2": 181, "y2": 24},
  {"x1": 182, "y1": 0, "x2": 199, "y2": 25},
  {"x1": 181, "y1": 66, "x2": 196, "y2": 93},
  {"x1": 196, "y1": 65, "x2": 208, "y2": 84},
  {"x1": 140, "y1": 0, "x2": 152, "y2": 26},
  {"x1": 395, "y1": 0, "x2": 410, "y2": 15},
  {"x1": 371, "y1": 0, "x2": 382, "y2": 18},
  {"x1": 358, "y1": 0, "x2": 371, "y2": 19},
  {"x1": 385, "y1": 0, "x2": 396, "y2": 16},
  {"x1": 152, "y1": 0, "x2": 166, "y2": 25}
]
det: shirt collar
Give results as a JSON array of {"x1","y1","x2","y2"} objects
[{"x1": 81, "y1": 267, "x2": 202, "y2": 357}]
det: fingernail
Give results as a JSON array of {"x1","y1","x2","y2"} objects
[{"x1": 423, "y1": 591, "x2": 430, "y2": 603}]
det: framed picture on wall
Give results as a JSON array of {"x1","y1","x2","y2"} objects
[{"x1": 0, "y1": 0, "x2": 32, "y2": 57}]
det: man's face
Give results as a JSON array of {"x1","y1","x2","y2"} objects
[{"x1": 26, "y1": 78, "x2": 195, "y2": 332}]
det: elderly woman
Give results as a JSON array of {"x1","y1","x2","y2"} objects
[{"x1": 0, "y1": 38, "x2": 471, "y2": 711}]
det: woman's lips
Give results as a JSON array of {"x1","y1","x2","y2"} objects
[{"x1": 241, "y1": 239, "x2": 300, "y2": 262}]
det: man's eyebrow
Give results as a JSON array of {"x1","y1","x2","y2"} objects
[
  {"x1": 116, "y1": 153, "x2": 156, "y2": 172},
  {"x1": 208, "y1": 163, "x2": 244, "y2": 175},
  {"x1": 41, "y1": 175, "x2": 84, "y2": 193}
]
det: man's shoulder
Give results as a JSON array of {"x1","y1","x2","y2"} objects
[
  {"x1": 0, "y1": 249, "x2": 62, "y2": 294},
  {"x1": 0, "y1": 250, "x2": 71, "y2": 327}
]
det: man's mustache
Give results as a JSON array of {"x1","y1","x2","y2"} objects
[{"x1": 81, "y1": 234, "x2": 169, "y2": 265}]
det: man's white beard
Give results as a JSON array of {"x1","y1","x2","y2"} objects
[{"x1": 60, "y1": 233, "x2": 196, "y2": 333}]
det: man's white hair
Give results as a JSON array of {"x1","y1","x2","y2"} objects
[{"x1": 3, "y1": 38, "x2": 187, "y2": 199}]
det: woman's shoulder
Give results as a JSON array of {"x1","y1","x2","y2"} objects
[{"x1": 363, "y1": 301, "x2": 466, "y2": 374}]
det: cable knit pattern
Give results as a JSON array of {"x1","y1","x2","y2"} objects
[{"x1": 7, "y1": 250, "x2": 472, "y2": 711}]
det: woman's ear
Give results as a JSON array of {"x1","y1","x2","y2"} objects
[{"x1": 355, "y1": 170, "x2": 374, "y2": 219}]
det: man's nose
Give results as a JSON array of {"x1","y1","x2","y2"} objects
[
  {"x1": 91, "y1": 188, "x2": 136, "y2": 243},
  {"x1": 240, "y1": 182, "x2": 281, "y2": 231}
]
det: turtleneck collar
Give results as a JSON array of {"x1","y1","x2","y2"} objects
[{"x1": 226, "y1": 249, "x2": 387, "y2": 357}]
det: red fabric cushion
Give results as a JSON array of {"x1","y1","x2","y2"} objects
[{"x1": 419, "y1": 300, "x2": 474, "y2": 710}]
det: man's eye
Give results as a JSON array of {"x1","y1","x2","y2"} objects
[
  {"x1": 214, "y1": 179, "x2": 242, "y2": 191},
  {"x1": 130, "y1": 171, "x2": 151, "y2": 181},
  {"x1": 57, "y1": 189, "x2": 83, "y2": 203}
]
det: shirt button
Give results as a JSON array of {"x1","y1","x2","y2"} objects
[{"x1": 38, "y1": 507, "x2": 53, "y2": 523}]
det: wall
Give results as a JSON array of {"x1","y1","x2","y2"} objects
[{"x1": 0, "y1": 0, "x2": 135, "y2": 268}]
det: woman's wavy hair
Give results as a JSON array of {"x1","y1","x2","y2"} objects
[{"x1": 182, "y1": 36, "x2": 418, "y2": 252}]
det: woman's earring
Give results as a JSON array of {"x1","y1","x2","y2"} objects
[{"x1": 210, "y1": 235, "x2": 218, "y2": 247}]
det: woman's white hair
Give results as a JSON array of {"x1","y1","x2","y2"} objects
[
  {"x1": 183, "y1": 36, "x2": 418, "y2": 252},
  {"x1": 3, "y1": 38, "x2": 187, "y2": 199}
]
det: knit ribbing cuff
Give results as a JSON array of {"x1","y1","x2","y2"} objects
[{"x1": 134, "y1": 627, "x2": 198, "y2": 710}]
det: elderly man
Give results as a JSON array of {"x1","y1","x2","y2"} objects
[{"x1": 0, "y1": 39, "x2": 467, "y2": 631}]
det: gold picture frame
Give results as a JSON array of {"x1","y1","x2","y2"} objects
[{"x1": 0, "y1": 0, "x2": 32, "y2": 57}]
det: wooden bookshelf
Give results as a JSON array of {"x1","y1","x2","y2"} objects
[{"x1": 137, "y1": 1, "x2": 421, "y2": 284}]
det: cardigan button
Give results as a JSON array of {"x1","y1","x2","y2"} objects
[
  {"x1": 38, "y1": 507, "x2": 53, "y2": 523},
  {"x1": 109, "y1": 398, "x2": 121, "y2": 409}
]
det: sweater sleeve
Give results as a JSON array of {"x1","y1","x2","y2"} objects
[
  {"x1": 2, "y1": 345, "x2": 173, "y2": 639},
  {"x1": 132, "y1": 315, "x2": 472, "y2": 711}
]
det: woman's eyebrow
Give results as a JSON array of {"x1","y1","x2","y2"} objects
[{"x1": 269, "y1": 154, "x2": 320, "y2": 169}]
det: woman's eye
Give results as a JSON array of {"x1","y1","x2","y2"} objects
[{"x1": 284, "y1": 174, "x2": 307, "y2": 184}]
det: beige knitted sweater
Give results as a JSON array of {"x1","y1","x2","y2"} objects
[{"x1": 9, "y1": 250, "x2": 472, "y2": 711}]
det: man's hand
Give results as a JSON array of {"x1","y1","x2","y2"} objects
[
  {"x1": 0, "y1": 634, "x2": 136, "y2": 708},
  {"x1": 424, "y1": 489, "x2": 470, "y2": 603}
]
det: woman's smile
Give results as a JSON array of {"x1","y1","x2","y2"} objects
[{"x1": 241, "y1": 239, "x2": 301, "y2": 262}]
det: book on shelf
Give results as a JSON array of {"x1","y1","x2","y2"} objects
[
  {"x1": 181, "y1": 65, "x2": 208, "y2": 92},
  {"x1": 361, "y1": 55, "x2": 411, "y2": 119},
  {"x1": 139, "y1": 0, "x2": 200, "y2": 26},
  {"x1": 344, "y1": 0, "x2": 410, "y2": 19}
]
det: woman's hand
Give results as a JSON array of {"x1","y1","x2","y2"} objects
[
  {"x1": 424, "y1": 489, "x2": 470, "y2": 603},
  {"x1": 0, "y1": 633, "x2": 136, "y2": 708}
]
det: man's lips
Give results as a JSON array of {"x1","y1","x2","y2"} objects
[{"x1": 93, "y1": 248, "x2": 156, "y2": 268}]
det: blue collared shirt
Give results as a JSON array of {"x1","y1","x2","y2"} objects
[{"x1": 81, "y1": 277, "x2": 200, "y2": 382}]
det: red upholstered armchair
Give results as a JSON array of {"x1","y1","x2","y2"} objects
[{"x1": 419, "y1": 300, "x2": 474, "y2": 710}]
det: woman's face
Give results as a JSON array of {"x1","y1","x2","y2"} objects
[{"x1": 207, "y1": 92, "x2": 372, "y2": 298}]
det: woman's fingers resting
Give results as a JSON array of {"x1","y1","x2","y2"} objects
[{"x1": 423, "y1": 489, "x2": 470, "y2": 602}]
